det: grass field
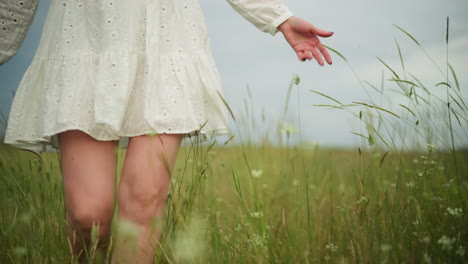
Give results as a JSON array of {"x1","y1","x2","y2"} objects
[
  {"x1": 1, "y1": 23, "x2": 467, "y2": 263},
  {"x1": 0, "y1": 141, "x2": 467, "y2": 263}
]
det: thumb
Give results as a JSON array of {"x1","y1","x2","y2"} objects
[{"x1": 310, "y1": 25, "x2": 334, "y2": 37}]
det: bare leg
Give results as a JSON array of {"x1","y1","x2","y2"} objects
[
  {"x1": 111, "y1": 133, "x2": 183, "y2": 264},
  {"x1": 58, "y1": 130, "x2": 118, "y2": 261}
]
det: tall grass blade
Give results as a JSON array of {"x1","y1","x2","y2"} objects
[
  {"x1": 449, "y1": 94, "x2": 465, "y2": 113},
  {"x1": 364, "y1": 80, "x2": 382, "y2": 94},
  {"x1": 377, "y1": 58, "x2": 400, "y2": 79},
  {"x1": 284, "y1": 75, "x2": 297, "y2": 114},
  {"x1": 450, "y1": 108, "x2": 462, "y2": 126},
  {"x1": 309, "y1": 90, "x2": 344, "y2": 106},
  {"x1": 399, "y1": 104, "x2": 416, "y2": 117},
  {"x1": 395, "y1": 39, "x2": 405, "y2": 72},
  {"x1": 353, "y1": 102, "x2": 400, "y2": 118},
  {"x1": 379, "y1": 151, "x2": 389, "y2": 168},
  {"x1": 393, "y1": 24, "x2": 420, "y2": 46},
  {"x1": 436, "y1": 82, "x2": 451, "y2": 88},
  {"x1": 217, "y1": 91, "x2": 236, "y2": 121},
  {"x1": 389, "y1": 79, "x2": 419, "y2": 88},
  {"x1": 448, "y1": 64, "x2": 460, "y2": 92},
  {"x1": 446, "y1": 17, "x2": 449, "y2": 44},
  {"x1": 323, "y1": 44, "x2": 348, "y2": 62}
]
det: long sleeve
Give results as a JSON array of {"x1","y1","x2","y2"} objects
[{"x1": 226, "y1": 0, "x2": 293, "y2": 36}]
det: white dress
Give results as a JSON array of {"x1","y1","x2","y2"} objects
[{"x1": 4, "y1": 0, "x2": 293, "y2": 154}]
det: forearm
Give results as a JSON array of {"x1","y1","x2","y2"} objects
[{"x1": 225, "y1": 0, "x2": 293, "y2": 35}]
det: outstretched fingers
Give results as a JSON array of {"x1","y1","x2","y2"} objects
[
  {"x1": 317, "y1": 44, "x2": 332, "y2": 65},
  {"x1": 310, "y1": 47, "x2": 324, "y2": 65},
  {"x1": 309, "y1": 25, "x2": 334, "y2": 38}
]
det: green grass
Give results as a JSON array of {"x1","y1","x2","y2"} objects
[
  {"x1": 0, "y1": 143, "x2": 467, "y2": 263},
  {"x1": 1, "y1": 22, "x2": 467, "y2": 263}
]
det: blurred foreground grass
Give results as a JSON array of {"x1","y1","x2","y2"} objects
[{"x1": 0, "y1": 142, "x2": 467, "y2": 263}]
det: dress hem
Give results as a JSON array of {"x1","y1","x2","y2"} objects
[{"x1": 4, "y1": 126, "x2": 231, "y2": 155}]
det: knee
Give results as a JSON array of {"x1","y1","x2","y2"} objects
[
  {"x1": 67, "y1": 200, "x2": 114, "y2": 239},
  {"x1": 118, "y1": 170, "x2": 170, "y2": 224}
]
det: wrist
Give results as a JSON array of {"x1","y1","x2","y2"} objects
[{"x1": 277, "y1": 16, "x2": 293, "y2": 33}]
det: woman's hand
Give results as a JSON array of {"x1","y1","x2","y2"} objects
[{"x1": 277, "y1": 16, "x2": 333, "y2": 65}]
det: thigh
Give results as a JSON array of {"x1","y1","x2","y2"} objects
[
  {"x1": 124, "y1": 133, "x2": 183, "y2": 174},
  {"x1": 58, "y1": 130, "x2": 118, "y2": 218},
  {"x1": 119, "y1": 133, "x2": 183, "y2": 210}
]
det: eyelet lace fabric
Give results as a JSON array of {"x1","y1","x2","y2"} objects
[
  {"x1": 4, "y1": 0, "x2": 292, "y2": 154},
  {"x1": 0, "y1": 0, "x2": 39, "y2": 65}
]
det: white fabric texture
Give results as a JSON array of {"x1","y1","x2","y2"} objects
[
  {"x1": 4, "y1": 0, "x2": 293, "y2": 154},
  {"x1": 0, "y1": 0, "x2": 39, "y2": 65}
]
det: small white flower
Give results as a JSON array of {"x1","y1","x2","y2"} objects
[
  {"x1": 249, "y1": 211, "x2": 264, "y2": 218},
  {"x1": 280, "y1": 122, "x2": 299, "y2": 135},
  {"x1": 325, "y1": 243, "x2": 338, "y2": 252},
  {"x1": 406, "y1": 181, "x2": 415, "y2": 188},
  {"x1": 216, "y1": 197, "x2": 223, "y2": 202},
  {"x1": 413, "y1": 158, "x2": 419, "y2": 164},
  {"x1": 447, "y1": 207, "x2": 463, "y2": 217},
  {"x1": 250, "y1": 233, "x2": 267, "y2": 247},
  {"x1": 251, "y1": 169, "x2": 263, "y2": 178},
  {"x1": 427, "y1": 143, "x2": 438, "y2": 151},
  {"x1": 437, "y1": 235, "x2": 455, "y2": 251}
]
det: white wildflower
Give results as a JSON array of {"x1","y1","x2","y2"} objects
[
  {"x1": 437, "y1": 235, "x2": 455, "y2": 251},
  {"x1": 250, "y1": 233, "x2": 267, "y2": 247},
  {"x1": 251, "y1": 169, "x2": 263, "y2": 178},
  {"x1": 280, "y1": 122, "x2": 299, "y2": 135},
  {"x1": 447, "y1": 207, "x2": 463, "y2": 217},
  {"x1": 325, "y1": 243, "x2": 338, "y2": 252},
  {"x1": 249, "y1": 211, "x2": 264, "y2": 218},
  {"x1": 413, "y1": 158, "x2": 419, "y2": 164},
  {"x1": 406, "y1": 181, "x2": 415, "y2": 188},
  {"x1": 427, "y1": 143, "x2": 438, "y2": 151}
]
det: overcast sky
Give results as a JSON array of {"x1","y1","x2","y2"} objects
[{"x1": 1, "y1": 0, "x2": 467, "y2": 148}]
